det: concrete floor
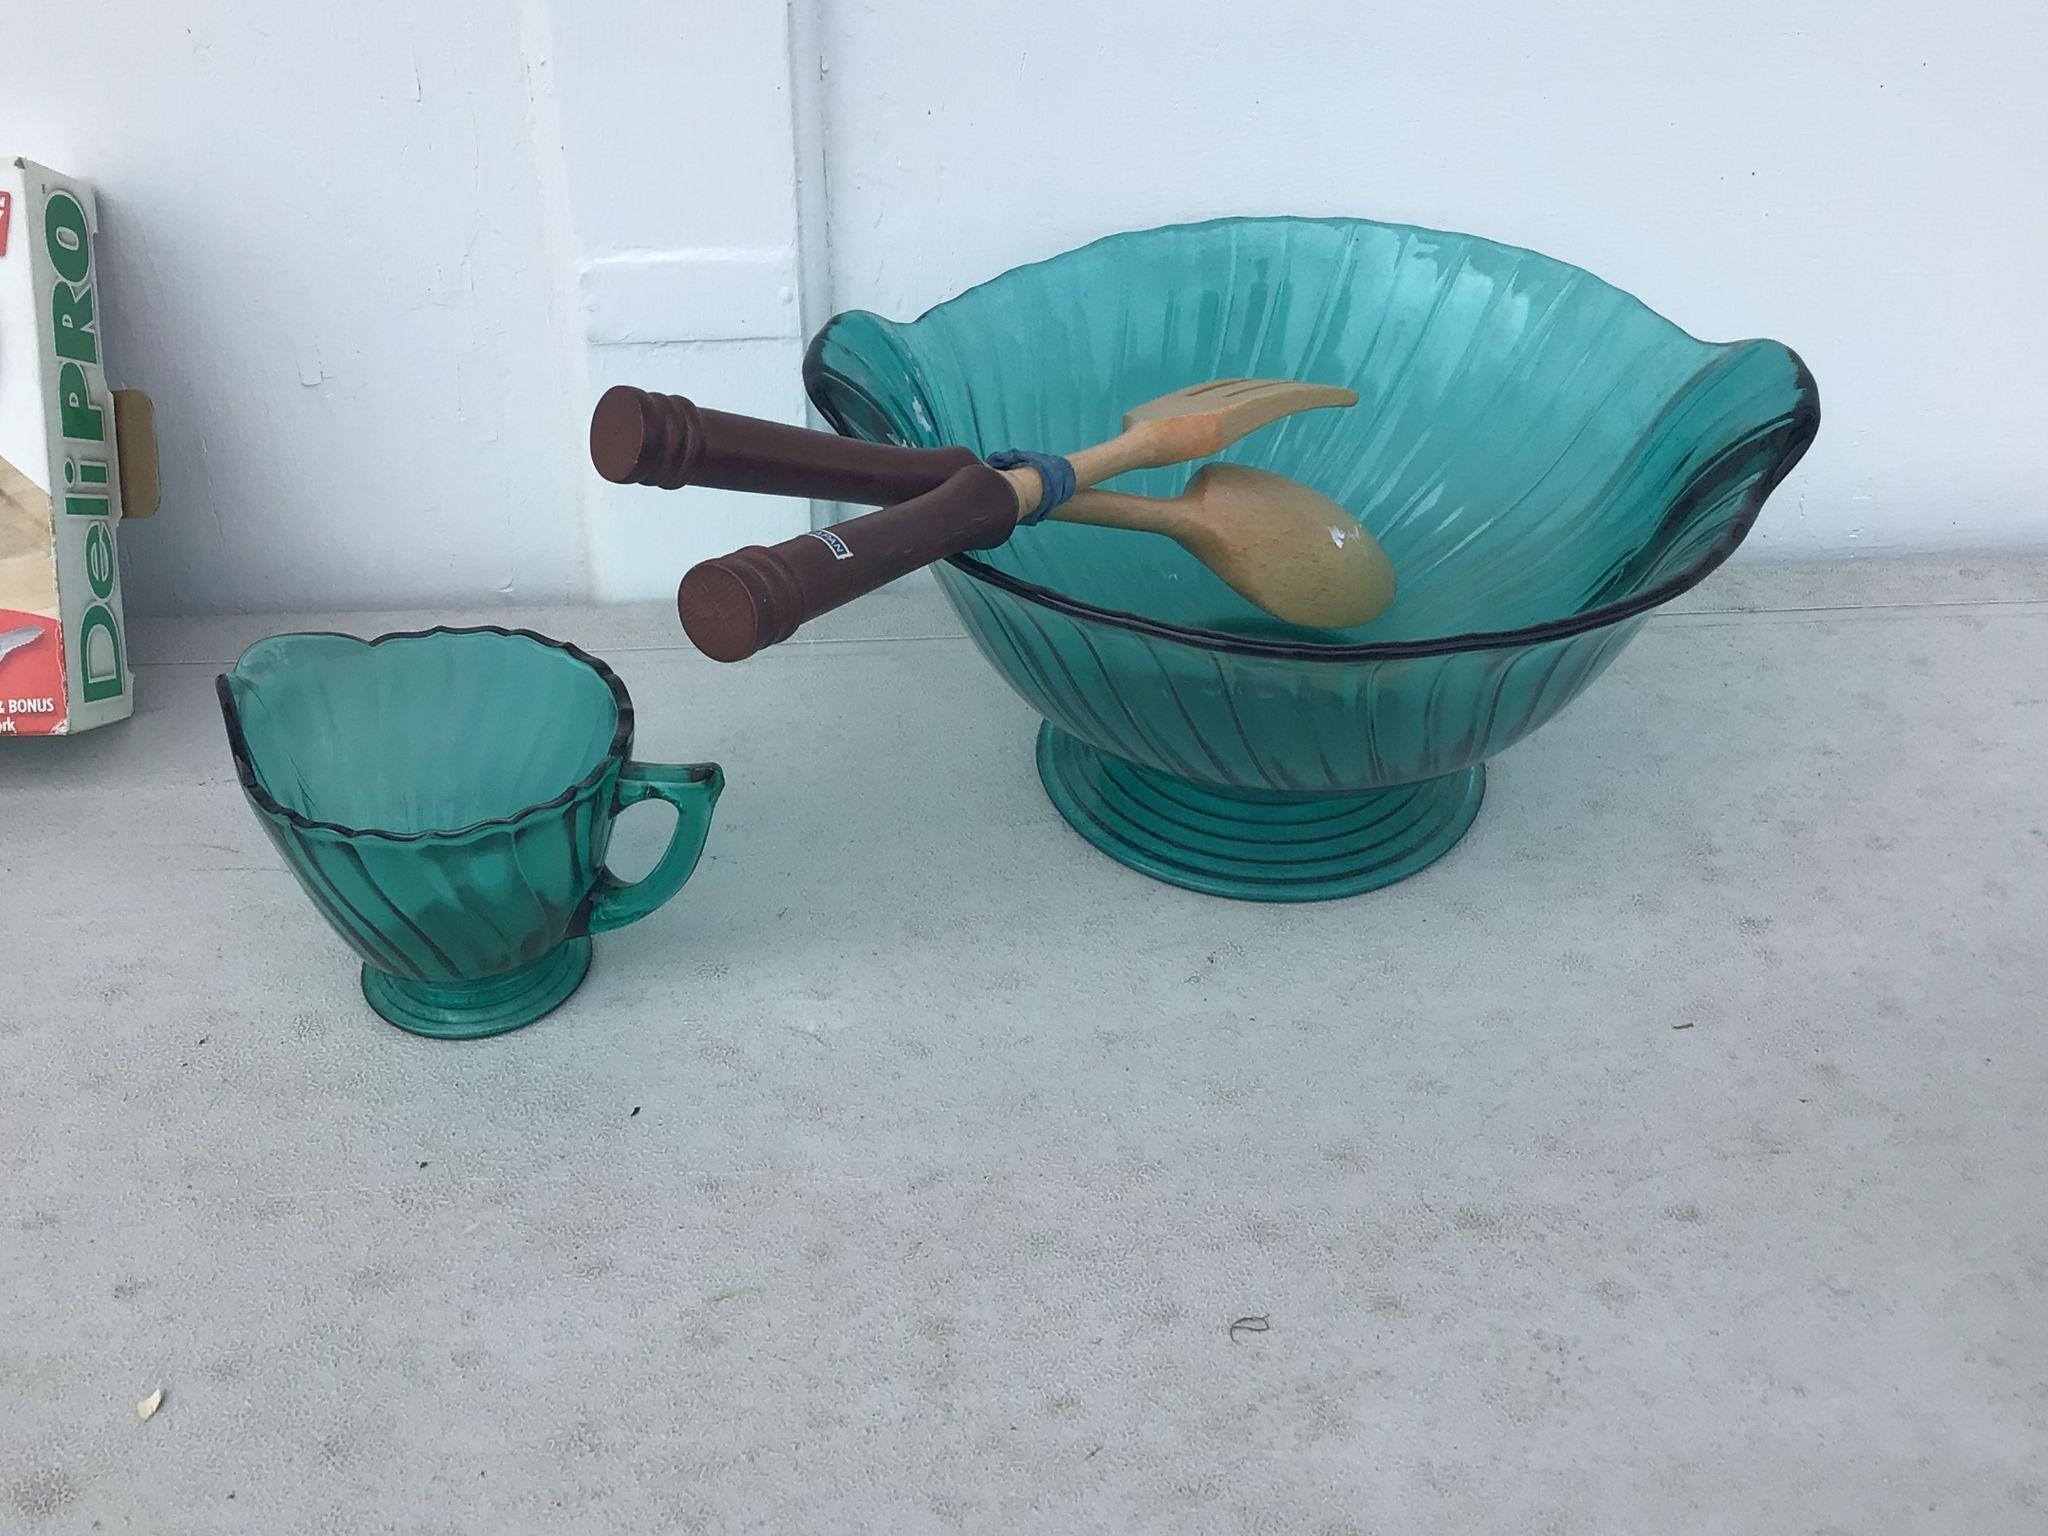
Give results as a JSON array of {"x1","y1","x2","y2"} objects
[{"x1": 3, "y1": 555, "x2": 2045, "y2": 1534}]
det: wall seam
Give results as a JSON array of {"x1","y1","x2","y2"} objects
[
  {"x1": 516, "y1": 0, "x2": 597, "y2": 600},
  {"x1": 786, "y1": 0, "x2": 839, "y2": 526}
]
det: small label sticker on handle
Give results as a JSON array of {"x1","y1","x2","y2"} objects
[{"x1": 805, "y1": 529, "x2": 853, "y2": 560}]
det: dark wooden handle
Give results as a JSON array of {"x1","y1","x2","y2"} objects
[
  {"x1": 677, "y1": 465, "x2": 1022, "y2": 662},
  {"x1": 589, "y1": 385, "x2": 978, "y2": 503}
]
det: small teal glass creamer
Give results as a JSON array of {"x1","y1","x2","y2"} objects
[
  {"x1": 807, "y1": 216, "x2": 1820, "y2": 901},
  {"x1": 218, "y1": 627, "x2": 723, "y2": 1037}
]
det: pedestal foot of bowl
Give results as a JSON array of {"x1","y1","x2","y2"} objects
[
  {"x1": 360, "y1": 937, "x2": 593, "y2": 1039},
  {"x1": 1035, "y1": 724, "x2": 1483, "y2": 902}
]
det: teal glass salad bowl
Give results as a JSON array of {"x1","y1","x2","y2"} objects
[
  {"x1": 806, "y1": 216, "x2": 1819, "y2": 901},
  {"x1": 218, "y1": 627, "x2": 723, "y2": 1037}
]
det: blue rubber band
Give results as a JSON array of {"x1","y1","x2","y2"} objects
[{"x1": 986, "y1": 449, "x2": 1077, "y2": 525}]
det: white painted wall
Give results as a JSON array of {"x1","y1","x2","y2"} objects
[
  {"x1": 820, "y1": 0, "x2": 2048, "y2": 556},
  {"x1": 544, "y1": 1, "x2": 820, "y2": 601},
  {"x1": 5, "y1": 1, "x2": 2043, "y2": 615},
  {"x1": 5, "y1": 2, "x2": 592, "y2": 614}
]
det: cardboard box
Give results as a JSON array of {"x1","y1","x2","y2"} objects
[{"x1": 1, "y1": 157, "x2": 134, "y2": 735}]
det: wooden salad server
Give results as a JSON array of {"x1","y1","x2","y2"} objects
[{"x1": 654, "y1": 380, "x2": 1396, "y2": 660}]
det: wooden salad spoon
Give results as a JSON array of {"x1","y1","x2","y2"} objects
[{"x1": 1058, "y1": 464, "x2": 1395, "y2": 632}]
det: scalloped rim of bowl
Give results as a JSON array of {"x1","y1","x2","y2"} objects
[
  {"x1": 216, "y1": 625, "x2": 635, "y2": 844},
  {"x1": 805, "y1": 213, "x2": 1822, "y2": 662}
]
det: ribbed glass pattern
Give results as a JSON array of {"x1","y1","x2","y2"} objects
[
  {"x1": 807, "y1": 217, "x2": 1818, "y2": 899},
  {"x1": 219, "y1": 629, "x2": 625, "y2": 984}
]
